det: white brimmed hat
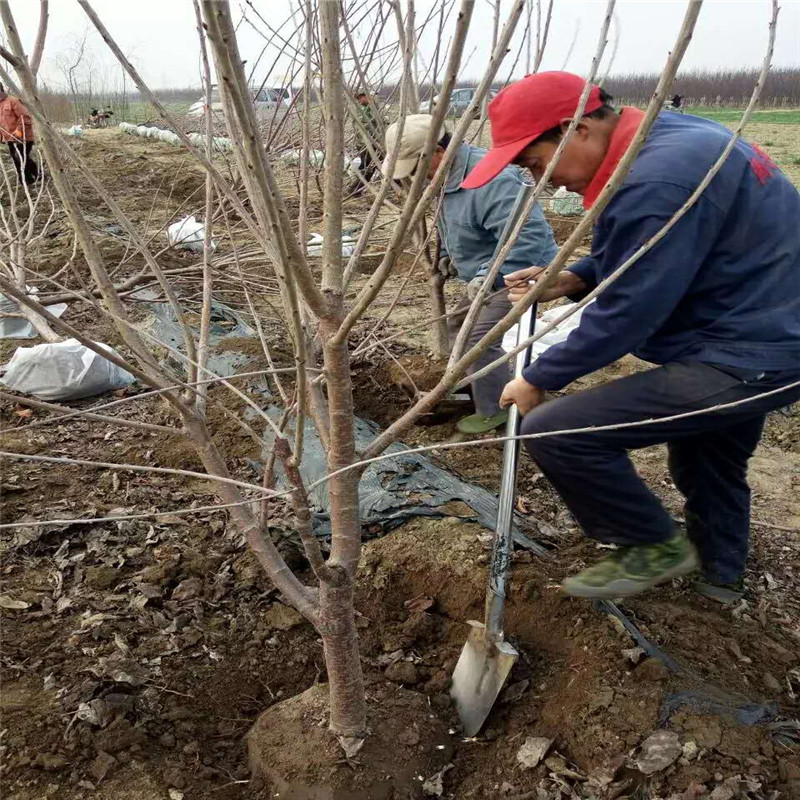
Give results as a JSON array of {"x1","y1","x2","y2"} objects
[{"x1": 382, "y1": 114, "x2": 442, "y2": 180}]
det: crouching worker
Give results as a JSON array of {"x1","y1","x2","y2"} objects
[
  {"x1": 382, "y1": 114, "x2": 558, "y2": 435},
  {"x1": 460, "y1": 72, "x2": 800, "y2": 603}
]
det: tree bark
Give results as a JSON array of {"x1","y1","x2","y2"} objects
[
  {"x1": 319, "y1": 577, "x2": 367, "y2": 738},
  {"x1": 428, "y1": 270, "x2": 449, "y2": 358},
  {"x1": 318, "y1": 311, "x2": 366, "y2": 736}
]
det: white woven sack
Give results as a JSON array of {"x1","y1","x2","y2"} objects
[{"x1": 1, "y1": 339, "x2": 135, "y2": 401}]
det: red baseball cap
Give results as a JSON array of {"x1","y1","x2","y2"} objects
[{"x1": 461, "y1": 71, "x2": 602, "y2": 189}]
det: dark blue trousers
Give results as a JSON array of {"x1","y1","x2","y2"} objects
[{"x1": 521, "y1": 362, "x2": 800, "y2": 584}]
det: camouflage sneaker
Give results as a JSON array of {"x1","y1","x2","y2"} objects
[
  {"x1": 562, "y1": 532, "x2": 698, "y2": 599},
  {"x1": 456, "y1": 410, "x2": 509, "y2": 435}
]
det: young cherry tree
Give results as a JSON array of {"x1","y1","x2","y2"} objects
[{"x1": 2, "y1": 0, "x2": 777, "y2": 771}]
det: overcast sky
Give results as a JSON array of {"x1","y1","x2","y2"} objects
[{"x1": 5, "y1": 0, "x2": 799, "y2": 91}]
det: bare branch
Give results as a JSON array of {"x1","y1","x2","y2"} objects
[
  {"x1": 0, "y1": 43, "x2": 21, "y2": 66},
  {"x1": 334, "y1": 0, "x2": 523, "y2": 344},
  {"x1": 0, "y1": 369, "x2": 310, "y2": 437},
  {"x1": 310, "y1": 379, "x2": 800, "y2": 494},
  {"x1": 0, "y1": 275, "x2": 163, "y2": 388},
  {"x1": 192, "y1": 0, "x2": 214, "y2": 411},
  {"x1": 75, "y1": 0, "x2": 324, "y2": 321},
  {"x1": 533, "y1": 0, "x2": 553, "y2": 72},
  {"x1": 0, "y1": 391, "x2": 179, "y2": 435},
  {"x1": 362, "y1": 0, "x2": 705, "y2": 461},
  {"x1": 468, "y1": 0, "x2": 779, "y2": 383},
  {"x1": 0, "y1": 497, "x2": 262, "y2": 530},
  {"x1": 340, "y1": 0, "x2": 423, "y2": 289},
  {"x1": 274, "y1": 437, "x2": 337, "y2": 584},
  {"x1": 318, "y1": 0, "x2": 345, "y2": 296},
  {"x1": 448, "y1": 0, "x2": 615, "y2": 370},
  {"x1": 30, "y1": 0, "x2": 48, "y2": 78},
  {"x1": 0, "y1": 450, "x2": 275, "y2": 496}
]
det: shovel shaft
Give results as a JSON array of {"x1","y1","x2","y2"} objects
[{"x1": 484, "y1": 302, "x2": 537, "y2": 643}]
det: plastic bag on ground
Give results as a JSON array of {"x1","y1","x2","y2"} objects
[
  {"x1": 213, "y1": 136, "x2": 232, "y2": 153},
  {"x1": 278, "y1": 148, "x2": 325, "y2": 167},
  {"x1": 0, "y1": 288, "x2": 68, "y2": 340},
  {"x1": 502, "y1": 302, "x2": 589, "y2": 358},
  {"x1": 167, "y1": 215, "x2": 216, "y2": 253},
  {"x1": 551, "y1": 185, "x2": 584, "y2": 216},
  {"x1": 306, "y1": 232, "x2": 356, "y2": 257},
  {"x1": 67, "y1": 125, "x2": 83, "y2": 137},
  {"x1": 0, "y1": 338, "x2": 135, "y2": 401}
]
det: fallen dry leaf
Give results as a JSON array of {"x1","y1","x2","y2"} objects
[
  {"x1": 517, "y1": 737, "x2": 553, "y2": 769},
  {"x1": 515, "y1": 496, "x2": 532, "y2": 514},
  {"x1": 0, "y1": 594, "x2": 31, "y2": 610},
  {"x1": 404, "y1": 594, "x2": 434, "y2": 613}
]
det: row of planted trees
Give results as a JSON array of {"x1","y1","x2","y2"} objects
[{"x1": 0, "y1": 0, "x2": 779, "y2": 792}]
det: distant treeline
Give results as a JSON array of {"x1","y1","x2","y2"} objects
[
  {"x1": 421, "y1": 68, "x2": 800, "y2": 108},
  {"x1": 603, "y1": 68, "x2": 799, "y2": 107},
  {"x1": 31, "y1": 66, "x2": 800, "y2": 125}
]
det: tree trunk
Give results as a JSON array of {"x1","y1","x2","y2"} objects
[
  {"x1": 428, "y1": 270, "x2": 449, "y2": 358},
  {"x1": 318, "y1": 578, "x2": 367, "y2": 737},
  {"x1": 318, "y1": 315, "x2": 366, "y2": 736}
]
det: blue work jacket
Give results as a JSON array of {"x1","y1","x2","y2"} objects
[
  {"x1": 438, "y1": 143, "x2": 558, "y2": 285},
  {"x1": 525, "y1": 112, "x2": 800, "y2": 391}
]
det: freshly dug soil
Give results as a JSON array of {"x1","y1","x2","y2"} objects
[
  {"x1": 355, "y1": 517, "x2": 799, "y2": 799},
  {"x1": 248, "y1": 683, "x2": 453, "y2": 799}
]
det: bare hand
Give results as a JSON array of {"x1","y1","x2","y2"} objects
[
  {"x1": 504, "y1": 266, "x2": 587, "y2": 304},
  {"x1": 499, "y1": 376, "x2": 546, "y2": 415}
]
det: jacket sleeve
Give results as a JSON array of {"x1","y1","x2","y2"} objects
[
  {"x1": 11, "y1": 99, "x2": 33, "y2": 136},
  {"x1": 565, "y1": 254, "x2": 599, "y2": 302},
  {"x1": 523, "y1": 181, "x2": 727, "y2": 390},
  {"x1": 567, "y1": 254, "x2": 598, "y2": 287},
  {"x1": 475, "y1": 173, "x2": 558, "y2": 282}
]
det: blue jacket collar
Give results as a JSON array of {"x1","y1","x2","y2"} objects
[{"x1": 444, "y1": 143, "x2": 474, "y2": 194}]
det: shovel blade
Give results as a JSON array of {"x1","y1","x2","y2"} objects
[{"x1": 450, "y1": 621, "x2": 518, "y2": 737}]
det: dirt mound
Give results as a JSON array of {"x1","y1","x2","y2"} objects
[
  {"x1": 248, "y1": 682, "x2": 452, "y2": 799},
  {"x1": 356, "y1": 516, "x2": 800, "y2": 798}
]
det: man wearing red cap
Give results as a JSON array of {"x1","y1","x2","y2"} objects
[{"x1": 464, "y1": 72, "x2": 800, "y2": 603}]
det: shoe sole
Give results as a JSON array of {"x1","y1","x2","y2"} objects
[
  {"x1": 561, "y1": 550, "x2": 699, "y2": 600},
  {"x1": 456, "y1": 419, "x2": 508, "y2": 435},
  {"x1": 693, "y1": 581, "x2": 743, "y2": 606}
]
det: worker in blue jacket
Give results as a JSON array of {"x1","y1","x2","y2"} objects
[
  {"x1": 462, "y1": 72, "x2": 800, "y2": 604},
  {"x1": 382, "y1": 114, "x2": 558, "y2": 435}
]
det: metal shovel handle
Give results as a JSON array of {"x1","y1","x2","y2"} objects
[{"x1": 484, "y1": 302, "x2": 537, "y2": 643}]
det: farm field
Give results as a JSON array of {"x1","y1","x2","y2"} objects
[
  {"x1": 686, "y1": 108, "x2": 800, "y2": 125},
  {"x1": 1, "y1": 121, "x2": 798, "y2": 800},
  {"x1": 2, "y1": 1, "x2": 799, "y2": 797}
]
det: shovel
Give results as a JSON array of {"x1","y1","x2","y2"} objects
[{"x1": 450, "y1": 300, "x2": 538, "y2": 737}]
